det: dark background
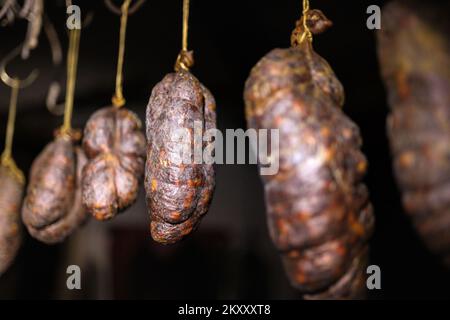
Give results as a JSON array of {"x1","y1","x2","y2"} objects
[{"x1": 0, "y1": 0, "x2": 449, "y2": 299}]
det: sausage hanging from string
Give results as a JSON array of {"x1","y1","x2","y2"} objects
[
  {"x1": 82, "y1": 0, "x2": 146, "y2": 221},
  {"x1": 0, "y1": 0, "x2": 44, "y2": 59},
  {"x1": 145, "y1": 0, "x2": 216, "y2": 244},
  {"x1": 244, "y1": 6, "x2": 374, "y2": 299},
  {"x1": 0, "y1": 165, "x2": 23, "y2": 275},
  {"x1": 0, "y1": 47, "x2": 37, "y2": 273},
  {"x1": 22, "y1": 28, "x2": 88, "y2": 244},
  {"x1": 145, "y1": 71, "x2": 216, "y2": 244}
]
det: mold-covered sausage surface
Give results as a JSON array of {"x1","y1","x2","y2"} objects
[
  {"x1": 0, "y1": 166, "x2": 23, "y2": 275},
  {"x1": 145, "y1": 71, "x2": 216, "y2": 244},
  {"x1": 82, "y1": 106, "x2": 146, "y2": 221},
  {"x1": 22, "y1": 136, "x2": 88, "y2": 244},
  {"x1": 244, "y1": 12, "x2": 374, "y2": 299},
  {"x1": 377, "y1": 1, "x2": 450, "y2": 266}
]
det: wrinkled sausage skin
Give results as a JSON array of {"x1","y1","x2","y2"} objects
[
  {"x1": 0, "y1": 166, "x2": 23, "y2": 275},
  {"x1": 22, "y1": 136, "x2": 88, "y2": 244},
  {"x1": 377, "y1": 1, "x2": 450, "y2": 266},
  {"x1": 145, "y1": 71, "x2": 216, "y2": 244},
  {"x1": 244, "y1": 12, "x2": 374, "y2": 299},
  {"x1": 82, "y1": 106, "x2": 146, "y2": 220}
]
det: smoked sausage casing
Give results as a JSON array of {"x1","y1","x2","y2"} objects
[
  {"x1": 0, "y1": 165, "x2": 23, "y2": 275},
  {"x1": 244, "y1": 11, "x2": 374, "y2": 299},
  {"x1": 377, "y1": 0, "x2": 450, "y2": 266},
  {"x1": 22, "y1": 135, "x2": 88, "y2": 244},
  {"x1": 82, "y1": 106, "x2": 146, "y2": 220},
  {"x1": 145, "y1": 71, "x2": 216, "y2": 244}
]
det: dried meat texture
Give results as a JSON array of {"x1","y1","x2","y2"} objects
[
  {"x1": 0, "y1": 166, "x2": 23, "y2": 275},
  {"x1": 82, "y1": 106, "x2": 146, "y2": 220},
  {"x1": 377, "y1": 0, "x2": 450, "y2": 266},
  {"x1": 244, "y1": 12, "x2": 374, "y2": 299},
  {"x1": 22, "y1": 136, "x2": 88, "y2": 244},
  {"x1": 145, "y1": 71, "x2": 216, "y2": 244}
]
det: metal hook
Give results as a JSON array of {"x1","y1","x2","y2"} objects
[
  {"x1": 0, "y1": 45, "x2": 39, "y2": 88},
  {"x1": 104, "y1": 0, "x2": 146, "y2": 16},
  {"x1": 42, "y1": 5, "x2": 93, "y2": 116},
  {"x1": 43, "y1": 13, "x2": 65, "y2": 115},
  {"x1": 0, "y1": 0, "x2": 17, "y2": 25}
]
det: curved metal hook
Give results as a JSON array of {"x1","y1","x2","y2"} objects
[
  {"x1": 0, "y1": 45, "x2": 39, "y2": 88},
  {"x1": 0, "y1": 0, "x2": 17, "y2": 25},
  {"x1": 42, "y1": 13, "x2": 65, "y2": 115},
  {"x1": 104, "y1": 0, "x2": 146, "y2": 16}
]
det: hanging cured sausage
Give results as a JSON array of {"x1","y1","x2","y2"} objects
[
  {"x1": 0, "y1": 165, "x2": 23, "y2": 275},
  {"x1": 0, "y1": 47, "x2": 37, "y2": 273},
  {"x1": 81, "y1": 0, "x2": 146, "y2": 221},
  {"x1": 244, "y1": 7, "x2": 374, "y2": 299},
  {"x1": 146, "y1": 71, "x2": 216, "y2": 244},
  {"x1": 22, "y1": 135, "x2": 88, "y2": 244},
  {"x1": 377, "y1": 0, "x2": 450, "y2": 266},
  {"x1": 22, "y1": 28, "x2": 88, "y2": 244},
  {"x1": 145, "y1": 0, "x2": 216, "y2": 244}
]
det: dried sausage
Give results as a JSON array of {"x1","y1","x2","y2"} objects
[
  {"x1": 0, "y1": 165, "x2": 23, "y2": 275},
  {"x1": 145, "y1": 71, "x2": 216, "y2": 244},
  {"x1": 244, "y1": 10, "x2": 374, "y2": 299},
  {"x1": 82, "y1": 106, "x2": 146, "y2": 220},
  {"x1": 377, "y1": 1, "x2": 450, "y2": 266},
  {"x1": 22, "y1": 135, "x2": 88, "y2": 244}
]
